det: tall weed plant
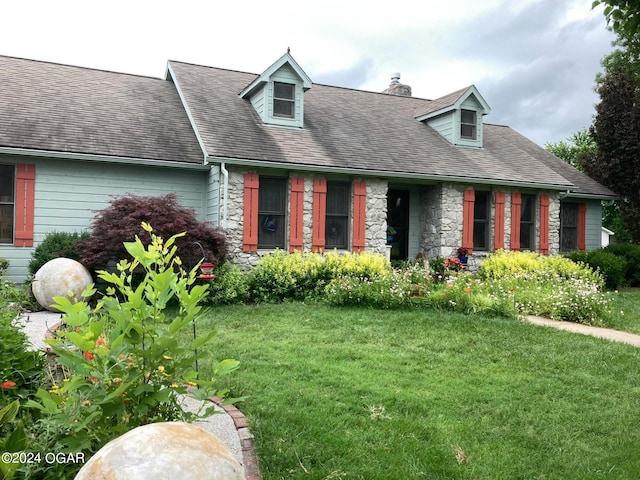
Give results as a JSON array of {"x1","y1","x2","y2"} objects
[{"x1": 22, "y1": 223, "x2": 238, "y2": 479}]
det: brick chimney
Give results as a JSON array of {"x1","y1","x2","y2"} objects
[{"x1": 382, "y1": 73, "x2": 412, "y2": 96}]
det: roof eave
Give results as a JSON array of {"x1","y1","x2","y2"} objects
[
  {"x1": 0, "y1": 146, "x2": 210, "y2": 170},
  {"x1": 207, "y1": 155, "x2": 574, "y2": 191}
]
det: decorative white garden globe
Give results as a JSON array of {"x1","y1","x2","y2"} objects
[
  {"x1": 31, "y1": 258, "x2": 93, "y2": 312},
  {"x1": 74, "y1": 422, "x2": 244, "y2": 480}
]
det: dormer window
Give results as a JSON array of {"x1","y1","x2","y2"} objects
[
  {"x1": 239, "y1": 52, "x2": 313, "y2": 129},
  {"x1": 460, "y1": 109, "x2": 477, "y2": 140},
  {"x1": 273, "y1": 82, "x2": 295, "y2": 118}
]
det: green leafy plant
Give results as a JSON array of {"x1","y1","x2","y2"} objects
[
  {"x1": 248, "y1": 250, "x2": 392, "y2": 303},
  {"x1": 0, "y1": 257, "x2": 8, "y2": 277},
  {"x1": 28, "y1": 231, "x2": 90, "y2": 276},
  {"x1": 565, "y1": 249, "x2": 628, "y2": 290},
  {"x1": 604, "y1": 243, "x2": 640, "y2": 287},
  {"x1": 24, "y1": 223, "x2": 239, "y2": 478},
  {"x1": 205, "y1": 263, "x2": 249, "y2": 306},
  {"x1": 479, "y1": 250, "x2": 612, "y2": 324},
  {"x1": 0, "y1": 400, "x2": 28, "y2": 480}
]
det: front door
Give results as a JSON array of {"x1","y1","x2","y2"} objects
[{"x1": 387, "y1": 189, "x2": 410, "y2": 261}]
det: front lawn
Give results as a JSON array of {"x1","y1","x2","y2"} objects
[
  {"x1": 606, "y1": 288, "x2": 640, "y2": 334},
  {"x1": 195, "y1": 303, "x2": 640, "y2": 480}
]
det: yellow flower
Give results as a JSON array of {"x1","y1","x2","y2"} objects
[
  {"x1": 157, "y1": 366, "x2": 165, "y2": 373},
  {"x1": 82, "y1": 400, "x2": 91, "y2": 406},
  {"x1": 187, "y1": 381, "x2": 197, "y2": 387},
  {"x1": 162, "y1": 355, "x2": 172, "y2": 360},
  {"x1": 170, "y1": 383, "x2": 180, "y2": 388}
]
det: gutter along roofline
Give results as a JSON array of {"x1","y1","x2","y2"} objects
[
  {"x1": 206, "y1": 155, "x2": 576, "y2": 192},
  {"x1": 0, "y1": 146, "x2": 210, "y2": 170}
]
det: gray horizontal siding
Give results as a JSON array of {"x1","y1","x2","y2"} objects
[{"x1": 585, "y1": 200, "x2": 602, "y2": 250}]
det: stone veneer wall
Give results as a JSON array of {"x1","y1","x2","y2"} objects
[
  {"x1": 222, "y1": 167, "x2": 388, "y2": 268},
  {"x1": 418, "y1": 184, "x2": 562, "y2": 271},
  {"x1": 420, "y1": 183, "x2": 465, "y2": 259}
]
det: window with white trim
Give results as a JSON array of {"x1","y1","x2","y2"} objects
[
  {"x1": 461, "y1": 109, "x2": 477, "y2": 140},
  {"x1": 273, "y1": 82, "x2": 295, "y2": 119}
]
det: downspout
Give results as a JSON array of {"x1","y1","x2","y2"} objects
[
  {"x1": 220, "y1": 162, "x2": 229, "y2": 229},
  {"x1": 559, "y1": 190, "x2": 571, "y2": 199}
]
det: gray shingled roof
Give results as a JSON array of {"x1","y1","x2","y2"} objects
[
  {"x1": 168, "y1": 61, "x2": 614, "y2": 196},
  {"x1": 412, "y1": 86, "x2": 468, "y2": 118},
  {"x1": 0, "y1": 55, "x2": 203, "y2": 164}
]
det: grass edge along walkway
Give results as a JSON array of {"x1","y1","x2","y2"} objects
[{"x1": 524, "y1": 315, "x2": 640, "y2": 347}]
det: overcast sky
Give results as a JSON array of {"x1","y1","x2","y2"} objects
[{"x1": 1, "y1": 0, "x2": 615, "y2": 146}]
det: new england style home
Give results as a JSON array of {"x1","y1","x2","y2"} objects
[{"x1": 0, "y1": 52, "x2": 615, "y2": 282}]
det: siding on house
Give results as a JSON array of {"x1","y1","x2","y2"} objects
[
  {"x1": 266, "y1": 64, "x2": 304, "y2": 128},
  {"x1": 0, "y1": 155, "x2": 209, "y2": 283},
  {"x1": 585, "y1": 199, "x2": 603, "y2": 251},
  {"x1": 207, "y1": 165, "x2": 220, "y2": 225},
  {"x1": 426, "y1": 113, "x2": 454, "y2": 143}
]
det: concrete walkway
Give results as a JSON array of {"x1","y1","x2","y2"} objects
[
  {"x1": 525, "y1": 315, "x2": 640, "y2": 347},
  {"x1": 15, "y1": 311, "x2": 261, "y2": 480}
]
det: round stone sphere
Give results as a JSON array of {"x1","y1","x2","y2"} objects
[
  {"x1": 74, "y1": 422, "x2": 244, "y2": 480},
  {"x1": 32, "y1": 258, "x2": 93, "y2": 312}
]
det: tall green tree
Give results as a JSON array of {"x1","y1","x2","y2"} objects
[
  {"x1": 545, "y1": 128, "x2": 595, "y2": 170},
  {"x1": 579, "y1": 66, "x2": 640, "y2": 243},
  {"x1": 592, "y1": 0, "x2": 640, "y2": 64},
  {"x1": 545, "y1": 129, "x2": 632, "y2": 243}
]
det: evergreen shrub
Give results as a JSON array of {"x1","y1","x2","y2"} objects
[
  {"x1": 565, "y1": 249, "x2": 627, "y2": 290},
  {"x1": 604, "y1": 243, "x2": 640, "y2": 287},
  {"x1": 28, "y1": 231, "x2": 90, "y2": 275}
]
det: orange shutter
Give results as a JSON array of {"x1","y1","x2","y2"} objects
[
  {"x1": 289, "y1": 177, "x2": 305, "y2": 252},
  {"x1": 14, "y1": 164, "x2": 36, "y2": 247},
  {"x1": 462, "y1": 189, "x2": 475, "y2": 254},
  {"x1": 312, "y1": 179, "x2": 327, "y2": 252},
  {"x1": 494, "y1": 191, "x2": 506, "y2": 250},
  {"x1": 352, "y1": 181, "x2": 367, "y2": 252},
  {"x1": 242, "y1": 173, "x2": 259, "y2": 252},
  {"x1": 539, "y1": 194, "x2": 550, "y2": 255},
  {"x1": 578, "y1": 203, "x2": 587, "y2": 251},
  {"x1": 510, "y1": 193, "x2": 521, "y2": 251}
]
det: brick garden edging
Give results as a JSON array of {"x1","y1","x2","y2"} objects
[{"x1": 211, "y1": 396, "x2": 261, "y2": 480}]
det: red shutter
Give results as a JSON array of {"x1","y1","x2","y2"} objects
[
  {"x1": 289, "y1": 177, "x2": 305, "y2": 252},
  {"x1": 494, "y1": 191, "x2": 506, "y2": 250},
  {"x1": 510, "y1": 193, "x2": 521, "y2": 251},
  {"x1": 14, "y1": 164, "x2": 36, "y2": 247},
  {"x1": 578, "y1": 203, "x2": 587, "y2": 251},
  {"x1": 312, "y1": 178, "x2": 327, "y2": 252},
  {"x1": 462, "y1": 189, "x2": 475, "y2": 254},
  {"x1": 352, "y1": 181, "x2": 367, "y2": 252},
  {"x1": 539, "y1": 194, "x2": 550, "y2": 255},
  {"x1": 242, "y1": 173, "x2": 259, "y2": 252}
]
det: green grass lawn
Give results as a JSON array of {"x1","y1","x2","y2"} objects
[
  {"x1": 193, "y1": 303, "x2": 640, "y2": 480},
  {"x1": 606, "y1": 288, "x2": 640, "y2": 334}
]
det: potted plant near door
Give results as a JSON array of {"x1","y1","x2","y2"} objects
[{"x1": 457, "y1": 246, "x2": 469, "y2": 266}]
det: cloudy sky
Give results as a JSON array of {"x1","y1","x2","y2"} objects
[{"x1": 2, "y1": 0, "x2": 615, "y2": 146}]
